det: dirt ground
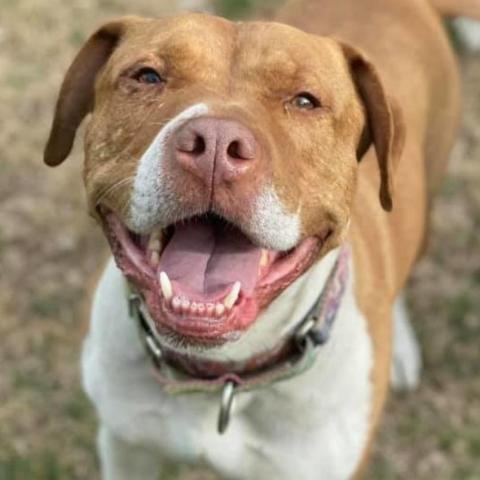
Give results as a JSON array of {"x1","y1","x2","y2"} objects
[{"x1": 0, "y1": 0, "x2": 479, "y2": 479}]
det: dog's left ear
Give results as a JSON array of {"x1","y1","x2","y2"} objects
[
  {"x1": 44, "y1": 17, "x2": 140, "y2": 167},
  {"x1": 341, "y1": 43, "x2": 405, "y2": 212}
]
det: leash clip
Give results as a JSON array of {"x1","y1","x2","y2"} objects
[{"x1": 217, "y1": 380, "x2": 236, "y2": 435}]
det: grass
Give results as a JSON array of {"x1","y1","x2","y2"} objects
[{"x1": 0, "y1": 0, "x2": 479, "y2": 478}]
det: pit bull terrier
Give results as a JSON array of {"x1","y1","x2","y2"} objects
[{"x1": 44, "y1": 0, "x2": 480, "y2": 478}]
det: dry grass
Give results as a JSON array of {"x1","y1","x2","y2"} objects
[{"x1": 0, "y1": 0, "x2": 479, "y2": 478}]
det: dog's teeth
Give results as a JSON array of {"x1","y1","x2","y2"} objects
[
  {"x1": 172, "y1": 296, "x2": 182, "y2": 313},
  {"x1": 168, "y1": 296, "x2": 231, "y2": 317},
  {"x1": 159, "y1": 271, "x2": 173, "y2": 300},
  {"x1": 260, "y1": 249, "x2": 269, "y2": 267},
  {"x1": 215, "y1": 303, "x2": 225, "y2": 317},
  {"x1": 224, "y1": 281, "x2": 241, "y2": 309},
  {"x1": 148, "y1": 238, "x2": 161, "y2": 253},
  {"x1": 206, "y1": 303, "x2": 215, "y2": 315},
  {"x1": 148, "y1": 229, "x2": 163, "y2": 252},
  {"x1": 181, "y1": 298, "x2": 190, "y2": 312},
  {"x1": 150, "y1": 251, "x2": 160, "y2": 266},
  {"x1": 150, "y1": 229, "x2": 162, "y2": 241}
]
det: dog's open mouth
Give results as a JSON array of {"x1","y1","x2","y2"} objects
[{"x1": 102, "y1": 210, "x2": 323, "y2": 345}]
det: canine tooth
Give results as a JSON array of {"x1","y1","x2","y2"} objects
[
  {"x1": 224, "y1": 281, "x2": 241, "y2": 309},
  {"x1": 260, "y1": 249, "x2": 269, "y2": 267},
  {"x1": 190, "y1": 302, "x2": 198, "y2": 315},
  {"x1": 148, "y1": 238, "x2": 161, "y2": 252},
  {"x1": 150, "y1": 229, "x2": 162, "y2": 241},
  {"x1": 215, "y1": 303, "x2": 225, "y2": 317},
  {"x1": 159, "y1": 271, "x2": 173, "y2": 300},
  {"x1": 150, "y1": 251, "x2": 160, "y2": 266}
]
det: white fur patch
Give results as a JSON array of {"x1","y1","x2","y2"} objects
[
  {"x1": 247, "y1": 184, "x2": 301, "y2": 251},
  {"x1": 128, "y1": 103, "x2": 209, "y2": 233}
]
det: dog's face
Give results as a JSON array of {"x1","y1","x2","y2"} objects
[{"x1": 45, "y1": 14, "x2": 403, "y2": 346}]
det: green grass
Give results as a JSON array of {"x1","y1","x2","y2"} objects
[{"x1": 214, "y1": 0, "x2": 254, "y2": 17}]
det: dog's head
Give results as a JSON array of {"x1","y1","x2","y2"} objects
[{"x1": 45, "y1": 14, "x2": 404, "y2": 345}]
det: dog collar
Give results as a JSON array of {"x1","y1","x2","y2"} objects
[{"x1": 127, "y1": 244, "x2": 350, "y2": 433}]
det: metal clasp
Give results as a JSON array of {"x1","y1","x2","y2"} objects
[{"x1": 217, "y1": 381, "x2": 236, "y2": 434}]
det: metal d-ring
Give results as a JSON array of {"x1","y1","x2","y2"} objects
[{"x1": 217, "y1": 381, "x2": 236, "y2": 434}]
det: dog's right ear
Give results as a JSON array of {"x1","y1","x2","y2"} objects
[
  {"x1": 44, "y1": 17, "x2": 138, "y2": 167},
  {"x1": 340, "y1": 42, "x2": 405, "y2": 212}
]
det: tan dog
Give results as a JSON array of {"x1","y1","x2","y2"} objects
[{"x1": 44, "y1": 0, "x2": 480, "y2": 478}]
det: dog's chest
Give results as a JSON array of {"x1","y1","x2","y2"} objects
[{"x1": 82, "y1": 259, "x2": 373, "y2": 480}]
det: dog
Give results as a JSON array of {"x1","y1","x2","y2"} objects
[{"x1": 44, "y1": 0, "x2": 480, "y2": 478}]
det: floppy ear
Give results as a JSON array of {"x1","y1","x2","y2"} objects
[
  {"x1": 44, "y1": 18, "x2": 136, "y2": 167},
  {"x1": 341, "y1": 43, "x2": 405, "y2": 212}
]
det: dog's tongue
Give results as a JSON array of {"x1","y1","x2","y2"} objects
[{"x1": 158, "y1": 221, "x2": 263, "y2": 298}]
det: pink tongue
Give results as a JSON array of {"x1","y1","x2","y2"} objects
[{"x1": 158, "y1": 221, "x2": 263, "y2": 298}]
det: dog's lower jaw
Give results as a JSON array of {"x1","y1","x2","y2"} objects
[{"x1": 82, "y1": 248, "x2": 374, "y2": 480}]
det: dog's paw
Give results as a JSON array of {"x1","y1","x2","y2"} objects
[
  {"x1": 452, "y1": 18, "x2": 480, "y2": 52},
  {"x1": 390, "y1": 295, "x2": 422, "y2": 392}
]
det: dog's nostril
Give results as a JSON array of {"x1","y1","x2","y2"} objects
[
  {"x1": 191, "y1": 134, "x2": 206, "y2": 155},
  {"x1": 227, "y1": 140, "x2": 246, "y2": 160},
  {"x1": 177, "y1": 132, "x2": 206, "y2": 155}
]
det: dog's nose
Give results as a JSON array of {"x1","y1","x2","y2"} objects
[{"x1": 173, "y1": 118, "x2": 257, "y2": 185}]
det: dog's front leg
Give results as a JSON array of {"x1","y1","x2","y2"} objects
[{"x1": 98, "y1": 426, "x2": 163, "y2": 480}]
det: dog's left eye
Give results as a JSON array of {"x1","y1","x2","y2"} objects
[
  {"x1": 292, "y1": 92, "x2": 321, "y2": 110},
  {"x1": 133, "y1": 68, "x2": 164, "y2": 85}
]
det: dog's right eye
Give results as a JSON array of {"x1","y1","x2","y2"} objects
[
  {"x1": 292, "y1": 92, "x2": 321, "y2": 110},
  {"x1": 133, "y1": 68, "x2": 164, "y2": 85}
]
